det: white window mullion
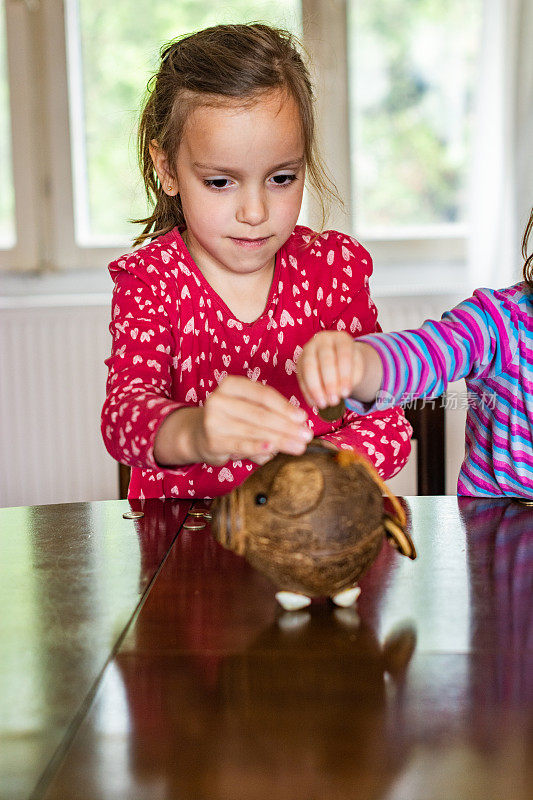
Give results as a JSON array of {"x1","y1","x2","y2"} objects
[
  {"x1": 40, "y1": 0, "x2": 78, "y2": 271},
  {"x1": 2, "y1": 0, "x2": 41, "y2": 270},
  {"x1": 302, "y1": 0, "x2": 352, "y2": 234}
]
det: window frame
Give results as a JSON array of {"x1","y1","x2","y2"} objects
[{"x1": 1, "y1": 0, "x2": 469, "y2": 275}]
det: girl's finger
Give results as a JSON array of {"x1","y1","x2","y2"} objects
[
  {"x1": 297, "y1": 347, "x2": 328, "y2": 408},
  {"x1": 315, "y1": 339, "x2": 342, "y2": 406},
  {"x1": 336, "y1": 338, "x2": 357, "y2": 397},
  {"x1": 220, "y1": 428, "x2": 307, "y2": 459},
  {"x1": 220, "y1": 376, "x2": 307, "y2": 423},
  {"x1": 249, "y1": 452, "x2": 276, "y2": 466},
  {"x1": 214, "y1": 397, "x2": 312, "y2": 444}
]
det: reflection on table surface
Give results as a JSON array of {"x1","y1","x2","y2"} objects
[{"x1": 1, "y1": 496, "x2": 532, "y2": 800}]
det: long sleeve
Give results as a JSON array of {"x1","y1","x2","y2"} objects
[
  {"x1": 101, "y1": 268, "x2": 184, "y2": 469},
  {"x1": 345, "y1": 288, "x2": 517, "y2": 416}
]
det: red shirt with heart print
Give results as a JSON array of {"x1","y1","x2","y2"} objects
[{"x1": 101, "y1": 225, "x2": 412, "y2": 498}]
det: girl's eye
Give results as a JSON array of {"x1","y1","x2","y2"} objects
[
  {"x1": 269, "y1": 173, "x2": 297, "y2": 187},
  {"x1": 204, "y1": 178, "x2": 233, "y2": 190}
]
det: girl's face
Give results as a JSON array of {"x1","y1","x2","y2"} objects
[{"x1": 173, "y1": 89, "x2": 305, "y2": 282}]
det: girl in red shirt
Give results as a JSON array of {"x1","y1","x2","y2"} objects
[{"x1": 101, "y1": 23, "x2": 411, "y2": 499}]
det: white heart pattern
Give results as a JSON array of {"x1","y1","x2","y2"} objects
[
  {"x1": 185, "y1": 388, "x2": 197, "y2": 403},
  {"x1": 285, "y1": 359, "x2": 297, "y2": 375},
  {"x1": 280, "y1": 310, "x2": 294, "y2": 327},
  {"x1": 218, "y1": 467, "x2": 233, "y2": 482}
]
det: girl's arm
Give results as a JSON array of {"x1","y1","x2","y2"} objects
[
  {"x1": 102, "y1": 270, "x2": 311, "y2": 470},
  {"x1": 153, "y1": 376, "x2": 312, "y2": 467},
  {"x1": 101, "y1": 270, "x2": 185, "y2": 471},
  {"x1": 298, "y1": 288, "x2": 510, "y2": 413},
  {"x1": 299, "y1": 333, "x2": 411, "y2": 479}
]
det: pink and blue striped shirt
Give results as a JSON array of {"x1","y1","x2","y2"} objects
[{"x1": 346, "y1": 283, "x2": 533, "y2": 497}]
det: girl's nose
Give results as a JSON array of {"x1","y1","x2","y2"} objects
[{"x1": 236, "y1": 189, "x2": 269, "y2": 226}]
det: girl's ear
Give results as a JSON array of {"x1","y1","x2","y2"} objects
[{"x1": 149, "y1": 139, "x2": 179, "y2": 196}]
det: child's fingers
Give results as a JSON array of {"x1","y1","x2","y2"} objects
[
  {"x1": 315, "y1": 338, "x2": 343, "y2": 406},
  {"x1": 248, "y1": 452, "x2": 275, "y2": 466},
  {"x1": 297, "y1": 346, "x2": 328, "y2": 408},
  {"x1": 215, "y1": 424, "x2": 307, "y2": 459},
  {"x1": 204, "y1": 380, "x2": 313, "y2": 458},
  {"x1": 218, "y1": 398, "x2": 312, "y2": 449},
  {"x1": 335, "y1": 336, "x2": 358, "y2": 397},
  {"x1": 299, "y1": 331, "x2": 359, "y2": 408},
  {"x1": 219, "y1": 376, "x2": 308, "y2": 424}
]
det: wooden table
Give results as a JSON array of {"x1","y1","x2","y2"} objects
[{"x1": 1, "y1": 497, "x2": 531, "y2": 800}]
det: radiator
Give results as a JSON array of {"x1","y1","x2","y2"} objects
[
  {"x1": 0, "y1": 293, "x2": 465, "y2": 507},
  {"x1": 0, "y1": 300, "x2": 117, "y2": 507}
]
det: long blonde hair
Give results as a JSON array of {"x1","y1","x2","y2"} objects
[{"x1": 133, "y1": 23, "x2": 339, "y2": 247}]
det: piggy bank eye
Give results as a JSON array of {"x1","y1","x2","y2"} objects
[{"x1": 255, "y1": 493, "x2": 268, "y2": 506}]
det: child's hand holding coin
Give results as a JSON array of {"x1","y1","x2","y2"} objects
[{"x1": 296, "y1": 331, "x2": 384, "y2": 412}]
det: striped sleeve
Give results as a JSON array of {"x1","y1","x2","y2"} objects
[{"x1": 346, "y1": 288, "x2": 518, "y2": 414}]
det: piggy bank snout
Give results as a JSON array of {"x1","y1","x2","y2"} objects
[
  {"x1": 210, "y1": 495, "x2": 231, "y2": 546},
  {"x1": 210, "y1": 489, "x2": 247, "y2": 555}
]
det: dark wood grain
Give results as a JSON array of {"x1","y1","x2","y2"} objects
[
  {"x1": 0, "y1": 499, "x2": 191, "y2": 800},
  {"x1": 39, "y1": 497, "x2": 532, "y2": 800},
  {"x1": 404, "y1": 402, "x2": 446, "y2": 495}
]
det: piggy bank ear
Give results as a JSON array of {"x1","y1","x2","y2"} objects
[{"x1": 269, "y1": 461, "x2": 325, "y2": 517}]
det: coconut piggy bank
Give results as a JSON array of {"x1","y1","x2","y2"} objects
[{"x1": 210, "y1": 443, "x2": 416, "y2": 611}]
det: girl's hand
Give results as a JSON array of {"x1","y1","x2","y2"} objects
[
  {"x1": 154, "y1": 376, "x2": 313, "y2": 467},
  {"x1": 296, "y1": 331, "x2": 383, "y2": 409},
  {"x1": 195, "y1": 376, "x2": 313, "y2": 465}
]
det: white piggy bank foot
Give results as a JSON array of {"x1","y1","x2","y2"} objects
[
  {"x1": 277, "y1": 610, "x2": 312, "y2": 632},
  {"x1": 331, "y1": 586, "x2": 361, "y2": 608},
  {"x1": 275, "y1": 591, "x2": 312, "y2": 611},
  {"x1": 333, "y1": 606, "x2": 360, "y2": 628}
]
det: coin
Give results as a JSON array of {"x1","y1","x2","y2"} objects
[
  {"x1": 189, "y1": 506, "x2": 212, "y2": 519},
  {"x1": 318, "y1": 399, "x2": 346, "y2": 422},
  {"x1": 122, "y1": 511, "x2": 144, "y2": 520}
]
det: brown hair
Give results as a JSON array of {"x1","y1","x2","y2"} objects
[
  {"x1": 133, "y1": 23, "x2": 340, "y2": 247},
  {"x1": 522, "y1": 207, "x2": 533, "y2": 291}
]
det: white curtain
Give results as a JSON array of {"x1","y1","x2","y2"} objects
[{"x1": 468, "y1": 0, "x2": 533, "y2": 287}]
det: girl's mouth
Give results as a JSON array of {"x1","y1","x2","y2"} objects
[{"x1": 230, "y1": 236, "x2": 271, "y2": 249}]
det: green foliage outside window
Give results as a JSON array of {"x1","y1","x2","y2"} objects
[{"x1": 348, "y1": 0, "x2": 482, "y2": 230}]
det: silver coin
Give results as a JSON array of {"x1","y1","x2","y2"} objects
[{"x1": 122, "y1": 511, "x2": 145, "y2": 519}]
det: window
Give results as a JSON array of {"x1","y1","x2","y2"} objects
[
  {"x1": 67, "y1": 0, "x2": 302, "y2": 246},
  {"x1": 348, "y1": 0, "x2": 482, "y2": 237},
  {"x1": 0, "y1": 0, "x2": 504, "y2": 286}
]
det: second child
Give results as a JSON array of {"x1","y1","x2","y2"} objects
[{"x1": 297, "y1": 208, "x2": 533, "y2": 497}]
